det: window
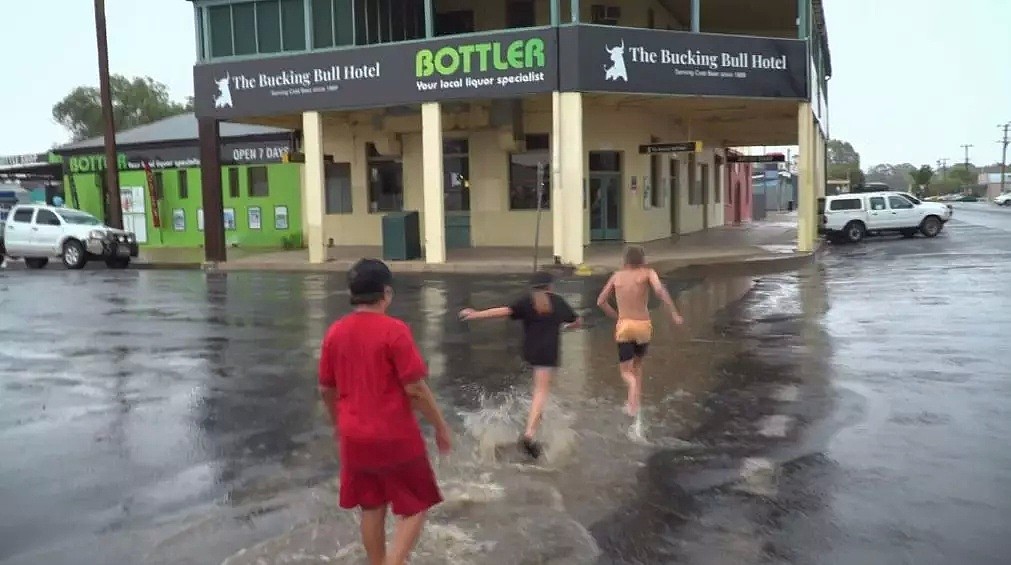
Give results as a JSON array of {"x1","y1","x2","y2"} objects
[
  {"x1": 510, "y1": 134, "x2": 550, "y2": 210},
  {"x1": 650, "y1": 139, "x2": 662, "y2": 208},
  {"x1": 444, "y1": 139, "x2": 470, "y2": 212},
  {"x1": 12, "y1": 208, "x2": 34, "y2": 223},
  {"x1": 208, "y1": 5, "x2": 234, "y2": 57},
  {"x1": 206, "y1": 0, "x2": 306, "y2": 58},
  {"x1": 590, "y1": 5, "x2": 621, "y2": 25},
  {"x1": 507, "y1": 0, "x2": 536, "y2": 28},
  {"x1": 900, "y1": 193, "x2": 921, "y2": 205},
  {"x1": 325, "y1": 162, "x2": 353, "y2": 214},
  {"x1": 280, "y1": 0, "x2": 306, "y2": 51},
  {"x1": 178, "y1": 170, "x2": 189, "y2": 200},
  {"x1": 248, "y1": 166, "x2": 270, "y2": 197},
  {"x1": 699, "y1": 164, "x2": 710, "y2": 205},
  {"x1": 367, "y1": 143, "x2": 403, "y2": 212},
  {"x1": 687, "y1": 154, "x2": 698, "y2": 205},
  {"x1": 311, "y1": 0, "x2": 355, "y2": 48},
  {"x1": 257, "y1": 1, "x2": 282, "y2": 52},
  {"x1": 228, "y1": 168, "x2": 240, "y2": 198},
  {"x1": 869, "y1": 196, "x2": 886, "y2": 211},
  {"x1": 354, "y1": 0, "x2": 426, "y2": 44},
  {"x1": 829, "y1": 198, "x2": 862, "y2": 211},
  {"x1": 589, "y1": 151, "x2": 621, "y2": 172},
  {"x1": 435, "y1": 10, "x2": 475, "y2": 36},
  {"x1": 888, "y1": 195, "x2": 913, "y2": 209},
  {"x1": 669, "y1": 158, "x2": 680, "y2": 204},
  {"x1": 153, "y1": 172, "x2": 164, "y2": 200},
  {"x1": 714, "y1": 165, "x2": 721, "y2": 203},
  {"x1": 35, "y1": 209, "x2": 60, "y2": 226}
]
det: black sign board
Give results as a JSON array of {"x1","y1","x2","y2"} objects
[
  {"x1": 0, "y1": 153, "x2": 49, "y2": 169},
  {"x1": 727, "y1": 153, "x2": 786, "y2": 163},
  {"x1": 562, "y1": 26, "x2": 808, "y2": 99},
  {"x1": 639, "y1": 141, "x2": 701, "y2": 154},
  {"x1": 194, "y1": 29, "x2": 558, "y2": 119}
]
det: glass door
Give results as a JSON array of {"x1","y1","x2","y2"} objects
[{"x1": 589, "y1": 173, "x2": 622, "y2": 241}]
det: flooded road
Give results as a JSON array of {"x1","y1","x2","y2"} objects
[{"x1": 1, "y1": 212, "x2": 1009, "y2": 564}]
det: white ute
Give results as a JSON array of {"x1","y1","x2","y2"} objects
[
  {"x1": 820, "y1": 191, "x2": 952, "y2": 243},
  {"x1": 0, "y1": 204, "x2": 138, "y2": 269}
]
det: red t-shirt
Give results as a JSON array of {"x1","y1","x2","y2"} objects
[{"x1": 318, "y1": 311, "x2": 428, "y2": 470}]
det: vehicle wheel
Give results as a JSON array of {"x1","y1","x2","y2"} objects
[
  {"x1": 900, "y1": 229, "x2": 917, "y2": 238},
  {"x1": 1003, "y1": 201, "x2": 1011, "y2": 207},
  {"x1": 920, "y1": 216, "x2": 942, "y2": 238},
  {"x1": 62, "y1": 240, "x2": 88, "y2": 270},
  {"x1": 843, "y1": 221, "x2": 866, "y2": 243},
  {"x1": 24, "y1": 257, "x2": 49, "y2": 269},
  {"x1": 105, "y1": 257, "x2": 130, "y2": 269}
]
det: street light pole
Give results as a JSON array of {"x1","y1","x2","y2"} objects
[
  {"x1": 999, "y1": 122, "x2": 1010, "y2": 195},
  {"x1": 94, "y1": 0, "x2": 123, "y2": 228}
]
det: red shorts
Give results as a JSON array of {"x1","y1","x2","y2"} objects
[{"x1": 339, "y1": 457, "x2": 443, "y2": 517}]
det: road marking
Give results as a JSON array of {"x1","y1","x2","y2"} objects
[
  {"x1": 757, "y1": 414, "x2": 792, "y2": 438},
  {"x1": 771, "y1": 384, "x2": 799, "y2": 402}
]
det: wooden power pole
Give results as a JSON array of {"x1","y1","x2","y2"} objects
[
  {"x1": 999, "y1": 123, "x2": 1010, "y2": 195},
  {"x1": 94, "y1": 0, "x2": 123, "y2": 228}
]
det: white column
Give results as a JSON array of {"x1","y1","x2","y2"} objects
[
  {"x1": 421, "y1": 102, "x2": 445, "y2": 264},
  {"x1": 551, "y1": 92, "x2": 564, "y2": 261},
  {"x1": 558, "y1": 92, "x2": 585, "y2": 265},
  {"x1": 303, "y1": 111, "x2": 327, "y2": 264},
  {"x1": 796, "y1": 103, "x2": 815, "y2": 253}
]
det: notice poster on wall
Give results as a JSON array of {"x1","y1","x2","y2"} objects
[
  {"x1": 248, "y1": 206, "x2": 262, "y2": 230},
  {"x1": 197, "y1": 208, "x2": 204, "y2": 231},
  {"x1": 274, "y1": 205, "x2": 289, "y2": 230},
  {"x1": 172, "y1": 209, "x2": 185, "y2": 231},
  {"x1": 223, "y1": 208, "x2": 236, "y2": 231}
]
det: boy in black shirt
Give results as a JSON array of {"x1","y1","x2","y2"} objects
[{"x1": 460, "y1": 271, "x2": 581, "y2": 458}]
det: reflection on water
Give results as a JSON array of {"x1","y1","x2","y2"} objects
[{"x1": 0, "y1": 267, "x2": 830, "y2": 565}]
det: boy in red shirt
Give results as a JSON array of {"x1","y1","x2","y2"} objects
[{"x1": 319, "y1": 259, "x2": 452, "y2": 565}]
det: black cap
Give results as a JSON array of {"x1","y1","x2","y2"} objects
[
  {"x1": 348, "y1": 258, "x2": 393, "y2": 297},
  {"x1": 530, "y1": 270, "x2": 554, "y2": 289}
]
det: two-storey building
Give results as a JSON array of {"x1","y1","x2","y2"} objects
[{"x1": 188, "y1": 0, "x2": 831, "y2": 264}]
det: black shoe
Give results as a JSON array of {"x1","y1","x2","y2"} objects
[{"x1": 518, "y1": 436, "x2": 543, "y2": 459}]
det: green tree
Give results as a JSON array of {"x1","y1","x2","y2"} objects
[
  {"x1": 866, "y1": 163, "x2": 917, "y2": 190},
  {"x1": 909, "y1": 165, "x2": 935, "y2": 196},
  {"x1": 52, "y1": 75, "x2": 189, "y2": 142},
  {"x1": 947, "y1": 163, "x2": 977, "y2": 187},
  {"x1": 826, "y1": 139, "x2": 865, "y2": 186}
]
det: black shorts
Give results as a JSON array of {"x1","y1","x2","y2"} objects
[
  {"x1": 524, "y1": 353, "x2": 560, "y2": 368},
  {"x1": 617, "y1": 342, "x2": 649, "y2": 363}
]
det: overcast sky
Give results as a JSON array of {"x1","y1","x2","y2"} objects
[{"x1": 1, "y1": 0, "x2": 1008, "y2": 168}]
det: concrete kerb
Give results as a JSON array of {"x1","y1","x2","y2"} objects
[{"x1": 134, "y1": 250, "x2": 814, "y2": 277}]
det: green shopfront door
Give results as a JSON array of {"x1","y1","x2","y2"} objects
[{"x1": 589, "y1": 151, "x2": 623, "y2": 241}]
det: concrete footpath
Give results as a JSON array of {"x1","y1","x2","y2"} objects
[{"x1": 136, "y1": 213, "x2": 809, "y2": 276}]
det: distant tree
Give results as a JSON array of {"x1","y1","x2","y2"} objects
[
  {"x1": 909, "y1": 165, "x2": 935, "y2": 196},
  {"x1": 866, "y1": 162, "x2": 917, "y2": 190},
  {"x1": 947, "y1": 163, "x2": 978, "y2": 187},
  {"x1": 826, "y1": 139, "x2": 865, "y2": 186},
  {"x1": 52, "y1": 75, "x2": 189, "y2": 141}
]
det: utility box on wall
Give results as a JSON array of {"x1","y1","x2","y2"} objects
[{"x1": 382, "y1": 211, "x2": 421, "y2": 261}]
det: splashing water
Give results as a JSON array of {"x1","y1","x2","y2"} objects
[{"x1": 460, "y1": 391, "x2": 578, "y2": 466}]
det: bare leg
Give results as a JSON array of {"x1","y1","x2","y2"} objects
[
  {"x1": 619, "y1": 360, "x2": 639, "y2": 416},
  {"x1": 632, "y1": 356, "x2": 645, "y2": 413},
  {"x1": 525, "y1": 368, "x2": 553, "y2": 439},
  {"x1": 386, "y1": 511, "x2": 428, "y2": 565},
  {"x1": 360, "y1": 506, "x2": 387, "y2": 565}
]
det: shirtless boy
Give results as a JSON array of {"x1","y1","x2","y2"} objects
[{"x1": 596, "y1": 246, "x2": 684, "y2": 418}]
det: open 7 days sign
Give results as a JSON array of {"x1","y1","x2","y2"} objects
[{"x1": 194, "y1": 29, "x2": 557, "y2": 119}]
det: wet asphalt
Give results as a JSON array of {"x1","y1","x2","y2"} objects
[{"x1": 1, "y1": 203, "x2": 1009, "y2": 564}]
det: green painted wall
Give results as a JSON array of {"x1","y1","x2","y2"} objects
[{"x1": 67, "y1": 163, "x2": 303, "y2": 249}]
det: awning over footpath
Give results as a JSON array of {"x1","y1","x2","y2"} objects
[{"x1": 0, "y1": 152, "x2": 63, "y2": 179}]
